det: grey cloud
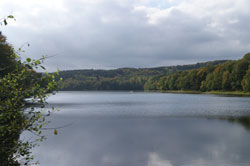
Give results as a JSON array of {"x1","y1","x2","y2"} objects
[{"x1": 1, "y1": 0, "x2": 250, "y2": 71}]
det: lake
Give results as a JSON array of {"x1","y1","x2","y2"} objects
[{"x1": 27, "y1": 91, "x2": 250, "y2": 166}]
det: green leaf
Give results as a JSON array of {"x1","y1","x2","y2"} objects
[
  {"x1": 8, "y1": 15, "x2": 14, "y2": 19},
  {"x1": 35, "y1": 60, "x2": 41, "y2": 65},
  {"x1": 26, "y1": 58, "x2": 31, "y2": 62},
  {"x1": 54, "y1": 129, "x2": 58, "y2": 135}
]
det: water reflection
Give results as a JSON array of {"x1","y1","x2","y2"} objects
[
  {"x1": 30, "y1": 92, "x2": 250, "y2": 166},
  {"x1": 224, "y1": 116, "x2": 250, "y2": 130},
  {"x1": 33, "y1": 116, "x2": 250, "y2": 166}
]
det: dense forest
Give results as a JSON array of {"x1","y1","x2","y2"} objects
[
  {"x1": 58, "y1": 60, "x2": 228, "y2": 91},
  {"x1": 145, "y1": 53, "x2": 250, "y2": 92},
  {"x1": 58, "y1": 54, "x2": 250, "y2": 92}
]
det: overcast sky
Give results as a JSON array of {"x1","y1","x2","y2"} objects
[{"x1": 1, "y1": 0, "x2": 250, "y2": 71}]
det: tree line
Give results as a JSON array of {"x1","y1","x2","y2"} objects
[
  {"x1": 145, "y1": 53, "x2": 250, "y2": 92},
  {"x1": 58, "y1": 60, "x2": 228, "y2": 91}
]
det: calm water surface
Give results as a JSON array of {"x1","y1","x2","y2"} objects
[{"x1": 28, "y1": 91, "x2": 250, "y2": 166}]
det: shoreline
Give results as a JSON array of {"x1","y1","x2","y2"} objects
[
  {"x1": 159, "y1": 90, "x2": 250, "y2": 96},
  {"x1": 59, "y1": 90, "x2": 250, "y2": 96}
]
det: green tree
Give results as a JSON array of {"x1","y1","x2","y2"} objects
[
  {"x1": 242, "y1": 67, "x2": 250, "y2": 92},
  {"x1": 222, "y1": 71, "x2": 231, "y2": 90},
  {"x1": 0, "y1": 16, "x2": 60, "y2": 166},
  {"x1": 231, "y1": 54, "x2": 250, "y2": 90},
  {"x1": 0, "y1": 34, "x2": 17, "y2": 77}
]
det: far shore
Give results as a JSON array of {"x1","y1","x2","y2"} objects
[
  {"x1": 58, "y1": 90, "x2": 250, "y2": 96},
  {"x1": 157, "y1": 90, "x2": 250, "y2": 96}
]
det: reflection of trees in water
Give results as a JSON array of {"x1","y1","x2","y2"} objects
[
  {"x1": 224, "y1": 116, "x2": 250, "y2": 130},
  {"x1": 207, "y1": 116, "x2": 250, "y2": 131}
]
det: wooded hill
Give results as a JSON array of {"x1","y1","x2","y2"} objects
[
  {"x1": 145, "y1": 53, "x2": 250, "y2": 92},
  {"x1": 58, "y1": 59, "x2": 228, "y2": 91}
]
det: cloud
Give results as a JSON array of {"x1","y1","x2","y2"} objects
[
  {"x1": 0, "y1": 0, "x2": 250, "y2": 71},
  {"x1": 148, "y1": 152, "x2": 173, "y2": 166}
]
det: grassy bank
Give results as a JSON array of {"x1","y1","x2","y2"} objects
[{"x1": 161, "y1": 90, "x2": 250, "y2": 96}]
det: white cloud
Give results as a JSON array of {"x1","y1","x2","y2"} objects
[{"x1": 147, "y1": 152, "x2": 173, "y2": 166}]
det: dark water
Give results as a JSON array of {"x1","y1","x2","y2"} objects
[{"x1": 26, "y1": 91, "x2": 250, "y2": 166}]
